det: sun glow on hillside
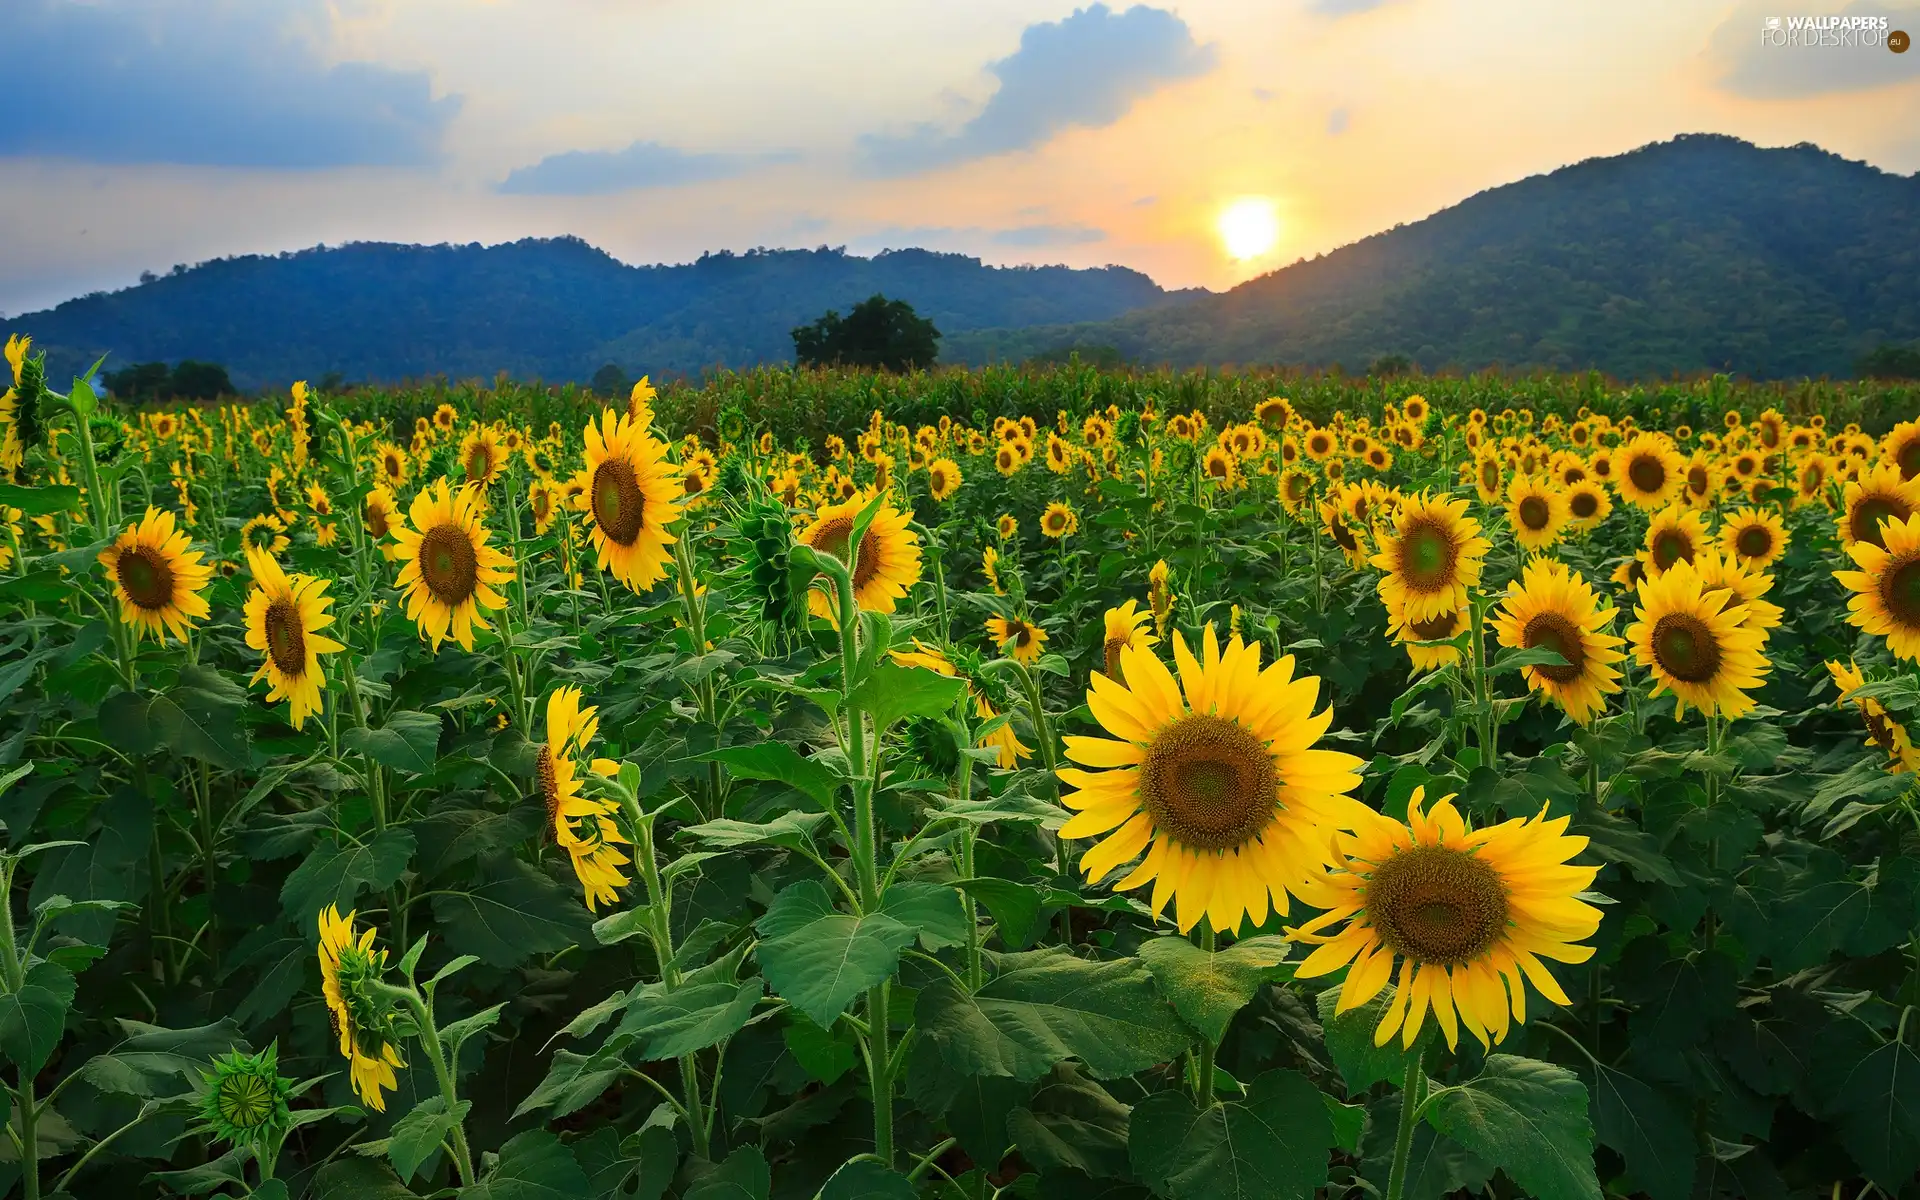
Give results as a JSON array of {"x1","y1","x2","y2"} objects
[{"x1": 1216, "y1": 197, "x2": 1280, "y2": 262}]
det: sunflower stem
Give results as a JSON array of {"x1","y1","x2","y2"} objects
[
  {"x1": 1194, "y1": 924, "x2": 1219, "y2": 1108},
  {"x1": 400, "y1": 988, "x2": 476, "y2": 1188},
  {"x1": 1384, "y1": 1051, "x2": 1423, "y2": 1200}
]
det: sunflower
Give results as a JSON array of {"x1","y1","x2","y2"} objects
[
  {"x1": 1561, "y1": 481, "x2": 1609, "y2": 534},
  {"x1": 1058, "y1": 626, "x2": 1366, "y2": 935},
  {"x1": 1643, "y1": 505, "x2": 1707, "y2": 576},
  {"x1": 539, "y1": 686, "x2": 632, "y2": 911},
  {"x1": 459, "y1": 426, "x2": 505, "y2": 488},
  {"x1": 242, "y1": 546, "x2": 344, "y2": 729},
  {"x1": 1278, "y1": 467, "x2": 1314, "y2": 515},
  {"x1": 432, "y1": 403, "x2": 457, "y2": 433},
  {"x1": 1614, "y1": 433, "x2": 1683, "y2": 509},
  {"x1": 1202, "y1": 446, "x2": 1239, "y2": 488},
  {"x1": 799, "y1": 494, "x2": 922, "y2": 620},
  {"x1": 98, "y1": 507, "x2": 213, "y2": 643},
  {"x1": 1290, "y1": 787, "x2": 1601, "y2": 1051},
  {"x1": 928, "y1": 457, "x2": 961, "y2": 501},
  {"x1": 1883, "y1": 420, "x2": 1920, "y2": 481},
  {"x1": 977, "y1": 694, "x2": 1032, "y2": 768},
  {"x1": 994, "y1": 442, "x2": 1025, "y2": 477},
  {"x1": 1321, "y1": 500, "x2": 1371, "y2": 569},
  {"x1": 1795, "y1": 454, "x2": 1833, "y2": 509},
  {"x1": 1148, "y1": 560, "x2": 1175, "y2": 635},
  {"x1": 1837, "y1": 465, "x2": 1920, "y2": 551},
  {"x1": 1680, "y1": 452, "x2": 1720, "y2": 509},
  {"x1": 1304, "y1": 428, "x2": 1336, "y2": 462},
  {"x1": 1626, "y1": 558, "x2": 1771, "y2": 719},
  {"x1": 986, "y1": 614, "x2": 1048, "y2": 665},
  {"x1": 362, "y1": 486, "x2": 399, "y2": 541},
  {"x1": 1101, "y1": 599, "x2": 1158, "y2": 683},
  {"x1": 1719, "y1": 506, "x2": 1787, "y2": 569},
  {"x1": 580, "y1": 409, "x2": 682, "y2": 592},
  {"x1": 1504, "y1": 475, "x2": 1567, "y2": 552},
  {"x1": 1490, "y1": 559, "x2": 1624, "y2": 724},
  {"x1": 1041, "y1": 501, "x2": 1078, "y2": 539},
  {"x1": 1371, "y1": 494, "x2": 1489, "y2": 624},
  {"x1": 1827, "y1": 660, "x2": 1918, "y2": 774},
  {"x1": 528, "y1": 480, "x2": 557, "y2": 534},
  {"x1": 240, "y1": 513, "x2": 289, "y2": 556},
  {"x1": 997, "y1": 513, "x2": 1018, "y2": 540},
  {"x1": 390, "y1": 478, "x2": 515, "y2": 652},
  {"x1": 1255, "y1": 397, "x2": 1294, "y2": 428},
  {"x1": 1693, "y1": 548, "x2": 1782, "y2": 636},
  {"x1": 316, "y1": 907, "x2": 407, "y2": 1113},
  {"x1": 1469, "y1": 451, "x2": 1504, "y2": 505},
  {"x1": 374, "y1": 440, "x2": 410, "y2": 489},
  {"x1": 1385, "y1": 597, "x2": 1466, "y2": 671},
  {"x1": 1835, "y1": 511, "x2": 1920, "y2": 663},
  {"x1": 982, "y1": 545, "x2": 1005, "y2": 594}
]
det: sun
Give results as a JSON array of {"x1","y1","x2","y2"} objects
[{"x1": 1217, "y1": 197, "x2": 1279, "y2": 262}]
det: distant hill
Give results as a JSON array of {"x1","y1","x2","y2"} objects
[
  {"x1": 13, "y1": 240, "x2": 1205, "y2": 389},
  {"x1": 947, "y1": 134, "x2": 1920, "y2": 380}
]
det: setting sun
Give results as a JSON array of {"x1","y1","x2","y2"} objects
[{"x1": 1216, "y1": 197, "x2": 1280, "y2": 262}]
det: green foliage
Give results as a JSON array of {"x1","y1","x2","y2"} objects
[{"x1": 792, "y1": 294, "x2": 942, "y2": 372}]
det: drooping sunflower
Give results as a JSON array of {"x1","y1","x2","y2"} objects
[
  {"x1": 1643, "y1": 505, "x2": 1708, "y2": 576},
  {"x1": 1321, "y1": 500, "x2": 1371, "y2": 569},
  {"x1": 98, "y1": 507, "x2": 213, "y2": 643},
  {"x1": 1836, "y1": 464, "x2": 1920, "y2": 551},
  {"x1": 1490, "y1": 558, "x2": 1625, "y2": 725},
  {"x1": 580, "y1": 409, "x2": 682, "y2": 592},
  {"x1": 243, "y1": 546, "x2": 344, "y2": 729},
  {"x1": 1384, "y1": 596, "x2": 1466, "y2": 671},
  {"x1": 976, "y1": 694, "x2": 1032, "y2": 768},
  {"x1": 1041, "y1": 501, "x2": 1078, "y2": 539},
  {"x1": 1883, "y1": 419, "x2": 1920, "y2": 481},
  {"x1": 538, "y1": 686, "x2": 632, "y2": 911},
  {"x1": 1371, "y1": 494, "x2": 1489, "y2": 624},
  {"x1": 1614, "y1": 432, "x2": 1684, "y2": 509},
  {"x1": 1148, "y1": 559, "x2": 1175, "y2": 635},
  {"x1": 1563, "y1": 480, "x2": 1611, "y2": 533},
  {"x1": 459, "y1": 425, "x2": 505, "y2": 489},
  {"x1": 316, "y1": 907, "x2": 407, "y2": 1112},
  {"x1": 1626, "y1": 558, "x2": 1771, "y2": 719},
  {"x1": 928, "y1": 457, "x2": 962, "y2": 501},
  {"x1": 390, "y1": 478, "x2": 516, "y2": 652},
  {"x1": 986, "y1": 614, "x2": 1048, "y2": 665},
  {"x1": 798, "y1": 493, "x2": 922, "y2": 620},
  {"x1": 1100, "y1": 599, "x2": 1158, "y2": 683},
  {"x1": 361, "y1": 486, "x2": 399, "y2": 541},
  {"x1": 1504, "y1": 475, "x2": 1567, "y2": 552},
  {"x1": 240, "y1": 513, "x2": 290, "y2": 556},
  {"x1": 1719, "y1": 505, "x2": 1787, "y2": 569},
  {"x1": 1834, "y1": 511, "x2": 1920, "y2": 663},
  {"x1": 982, "y1": 545, "x2": 1005, "y2": 594},
  {"x1": 1826, "y1": 660, "x2": 1918, "y2": 774},
  {"x1": 1290, "y1": 787, "x2": 1602, "y2": 1051},
  {"x1": 1058, "y1": 626, "x2": 1367, "y2": 936}
]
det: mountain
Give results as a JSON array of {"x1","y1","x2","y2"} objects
[
  {"x1": 13, "y1": 240, "x2": 1205, "y2": 389},
  {"x1": 946, "y1": 134, "x2": 1920, "y2": 379}
]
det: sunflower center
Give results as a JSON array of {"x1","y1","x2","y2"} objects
[
  {"x1": 1518, "y1": 496, "x2": 1551, "y2": 531},
  {"x1": 419, "y1": 524, "x2": 480, "y2": 606},
  {"x1": 1104, "y1": 637, "x2": 1127, "y2": 682},
  {"x1": 1651, "y1": 612, "x2": 1722, "y2": 683},
  {"x1": 592, "y1": 459, "x2": 646, "y2": 546},
  {"x1": 1735, "y1": 525, "x2": 1772, "y2": 559},
  {"x1": 1398, "y1": 520, "x2": 1457, "y2": 589},
  {"x1": 1408, "y1": 610, "x2": 1461, "y2": 640},
  {"x1": 116, "y1": 546, "x2": 176, "y2": 611},
  {"x1": 1650, "y1": 530, "x2": 1693, "y2": 572},
  {"x1": 1627, "y1": 454, "x2": 1666, "y2": 495},
  {"x1": 1569, "y1": 491, "x2": 1598, "y2": 520},
  {"x1": 1139, "y1": 715, "x2": 1277, "y2": 852},
  {"x1": 217, "y1": 1073, "x2": 273, "y2": 1129},
  {"x1": 263, "y1": 598, "x2": 307, "y2": 676},
  {"x1": 1365, "y1": 843, "x2": 1509, "y2": 966},
  {"x1": 1479, "y1": 464, "x2": 1498, "y2": 491},
  {"x1": 1899, "y1": 439, "x2": 1920, "y2": 480},
  {"x1": 1880, "y1": 557, "x2": 1920, "y2": 627},
  {"x1": 1522, "y1": 611, "x2": 1586, "y2": 683},
  {"x1": 1328, "y1": 515, "x2": 1358, "y2": 552},
  {"x1": 810, "y1": 516, "x2": 881, "y2": 590},
  {"x1": 465, "y1": 445, "x2": 492, "y2": 481},
  {"x1": 536, "y1": 744, "x2": 560, "y2": 826},
  {"x1": 1851, "y1": 497, "x2": 1910, "y2": 549},
  {"x1": 364, "y1": 501, "x2": 392, "y2": 539},
  {"x1": 1687, "y1": 466, "x2": 1709, "y2": 495}
]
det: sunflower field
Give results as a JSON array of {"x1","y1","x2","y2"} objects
[{"x1": 1, "y1": 334, "x2": 1919, "y2": 1200}]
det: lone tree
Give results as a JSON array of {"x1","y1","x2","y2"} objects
[
  {"x1": 792, "y1": 294, "x2": 939, "y2": 372},
  {"x1": 590, "y1": 363, "x2": 630, "y2": 397}
]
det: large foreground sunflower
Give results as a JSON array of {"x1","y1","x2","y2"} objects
[
  {"x1": 538, "y1": 686, "x2": 632, "y2": 910},
  {"x1": 581, "y1": 409, "x2": 682, "y2": 592},
  {"x1": 243, "y1": 546, "x2": 344, "y2": 729},
  {"x1": 1834, "y1": 511, "x2": 1920, "y2": 663},
  {"x1": 99, "y1": 507, "x2": 213, "y2": 643},
  {"x1": 1614, "y1": 433, "x2": 1684, "y2": 509},
  {"x1": 1291, "y1": 787, "x2": 1601, "y2": 1050},
  {"x1": 1627, "y1": 558, "x2": 1771, "y2": 719},
  {"x1": 1371, "y1": 494, "x2": 1489, "y2": 623},
  {"x1": 1490, "y1": 558, "x2": 1624, "y2": 724},
  {"x1": 390, "y1": 478, "x2": 515, "y2": 652},
  {"x1": 799, "y1": 494, "x2": 922, "y2": 620},
  {"x1": 1057, "y1": 626, "x2": 1366, "y2": 935}
]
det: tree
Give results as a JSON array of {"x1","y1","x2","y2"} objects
[
  {"x1": 1858, "y1": 342, "x2": 1920, "y2": 380},
  {"x1": 169, "y1": 361, "x2": 235, "y2": 400},
  {"x1": 101, "y1": 362, "x2": 173, "y2": 403},
  {"x1": 590, "y1": 363, "x2": 630, "y2": 397},
  {"x1": 791, "y1": 294, "x2": 939, "y2": 372}
]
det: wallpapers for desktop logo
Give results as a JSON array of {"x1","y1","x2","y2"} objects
[{"x1": 1760, "y1": 13, "x2": 1907, "y2": 49}]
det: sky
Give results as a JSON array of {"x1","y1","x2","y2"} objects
[{"x1": 1, "y1": 0, "x2": 1916, "y2": 316}]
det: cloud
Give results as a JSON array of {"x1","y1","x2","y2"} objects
[
  {"x1": 1328, "y1": 107, "x2": 1351, "y2": 135},
  {"x1": 0, "y1": 0, "x2": 459, "y2": 168},
  {"x1": 861, "y1": 4, "x2": 1216, "y2": 174},
  {"x1": 991, "y1": 223, "x2": 1108, "y2": 246},
  {"x1": 498, "y1": 142, "x2": 795, "y2": 195},
  {"x1": 1708, "y1": 1, "x2": 1920, "y2": 98},
  {"x1": 1310, "y1": 0, "x2": 1395, "y2": 14}
]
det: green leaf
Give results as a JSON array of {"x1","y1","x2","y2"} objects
[
  {"x1": 389, "y1": 1096, "x2": 471, "y2": 1183},
  {"x1": 460, "y1": 1130, "x2": 591, "y2": 1200},
  {"x1": 754, "y1": 880, "x2": 915, "y2": 1026},
  {"x1": 148, "y1": 688, "x2": 251, "y2": 769},
  {"x1": 1007, "y1": 1063, "x2": 1133, "y2": 1180},
  {"x1": 696, "y1": 742, "x2": 842, "y2": 810},
  {"x1": 432, "y1": 859, "x2": 595, "y2": 968},
  {"x1": 916, "y1": 946, "x2": 1194, "y2": 1082},
  {"x1": 1491, "y1": 645, "x2": 1571, "y2": 675},
  {"x1": 1315, "y1": 987, "x2": 1428, "y2": 1094},
  {"x1": 879, "y1": 881, "x2": 971, "y2": 951},
  {"x1": 1572, "y1": 803, "x2": 1680, "y2": 886},
  {"x1": 683, "y1": 1145, "x2": 771, "y2": 1200},
  {"x1": 681, "y1": 811, "x2": 829, "y2": 850},
  {"x1": 957, "y1": 878, "x2": 1043, "y2": 949},
  {"x1": 615, "y1": 979, "x2": 763, "y2": 1060},
  {"x1": 1359, "y1": 1093, "x2": 1490, "y2": 1200},
  {"x1": 0, "y1": 961, "x2": 75, "y2": 1075},
  {"x1": 1589, "y1": 1064, "x2": 1695, "y2": 1200},
  {"x1": 512, "y1": 1047, "x2": 624, "y2": 1120},
  {"x1": 783, "y1": 1012, "x2": 858, "y2": 1085},
  {"x1": 1130, "y1": 1070, "x2": 1338, "y2": 1200},
  {"x1": 1137, "y1": 933, "x2": 1292, "y2": 1043},
  {"x1": 148, "y1": 1146, "x2": 253, "y2": 1196},
  {"x1": 818, "y1": 1158, "x2": 916, "y2": 1200},
  {"x1": 844, "y1": 660, "x2": 967, "y2": 731},
  {"x1": 29, "y1": 785, "x2": 152, "y2": 946},
  {"x1": 1818, "y1": 1039, "x2": 1920, "y2": 1189},
  {"x1": 0, "y1": 483, "x2": 82, "y2": 515},
  {"x1": 0, "y1": 570, "x2": 69, "y2": 604},
  {"x1": 77, "y1": 1018, "x2": 249, "y2": 1099},
  {"x1": 344, "y1": 710, "x2": 444, "y2": 776},
  {"x1": 1423, "y1": 1054, "x2": 1601, "y2": 1200},
  {"x1": 279, "y1": 829, "x2": 416, "y2": 921}
]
